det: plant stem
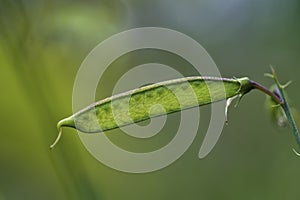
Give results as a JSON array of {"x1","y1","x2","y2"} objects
[
  {"x1": 250, "y1": 73, "x2": 300, "y2": 151},
  {"x1": 274, "y1": 80, "x2": 300, "y2": 151},
  {"x1": 282, "y1": 99, "x2": 300, "y2": 150},
  {"x1": 249, "y1": 80, "x2": 282, "y2": 105}
]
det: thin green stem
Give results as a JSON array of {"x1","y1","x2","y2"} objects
[
  {"x1": 282, "y1": 98, "x2": 300, "y2": 151},
  {"x1": 250, "y1": 77, "x2": 300, "y2": 151},
  {"x1": 271, "y1": 73, "x2": 300, "y2": 151}
]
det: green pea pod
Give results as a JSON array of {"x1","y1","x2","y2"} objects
[
  {"x1": 51, "y1": 77, "x2": 253, "y2": 148},
  {"x1": 51, "y1": 68, "x2": 300, "y2": 155}
]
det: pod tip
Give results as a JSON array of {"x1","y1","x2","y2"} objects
[
  {"x1": 50, "y1": 116, "x2": 75, "y2": 149},
  {"x1": 50, "y1": 128, "x2": 62, "y2": 149}
]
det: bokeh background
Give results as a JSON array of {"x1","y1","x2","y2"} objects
[{"x1": 1, "y1": 0, "x2": 300, "y2": 199}]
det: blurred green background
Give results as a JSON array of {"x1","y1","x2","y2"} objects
[{"x1": 1, "y1": 0, "x2": 300, "y2": 199}]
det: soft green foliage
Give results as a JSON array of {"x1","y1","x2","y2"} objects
[
  {"x1": 265, "y1": 85, "x2": 287, "y2": 127},
  {"x1": 57, "y1": 77, "x2": 253, "y2": 133}
]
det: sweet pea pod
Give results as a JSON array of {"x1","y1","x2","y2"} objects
[
  {"x1": 51, "y1": 68, "x2": 300, "y2": 155},
  {"x1": 51, "y1": 76, "x2": 254, "y2": 148}
]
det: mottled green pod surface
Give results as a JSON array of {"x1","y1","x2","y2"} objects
[
  {"x1": 58, "y1": 77, "x2": 253, "y2": 133},
  {"x1": 51, "y1": 68, "x2": 300, "y2": 154}
]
